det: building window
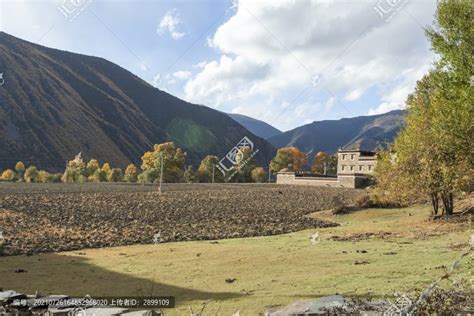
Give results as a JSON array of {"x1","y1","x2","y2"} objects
[
  {"x1": 350, "y1": 165, "x2": 354, "y2": 171},
  {"x1": 342, "y1": 154, "x2": 346, "y2": 160},
  {"x1": 368, "y1": 165, "x2": 372, "y2": 171},
  {"x1": 341, "y1": 165, "x2": 345, "y2": 171},
  {"x1": 350, "y1": 154, "x2": 355, "y2": 160},
  {"x1": 359, "y1": 165, "x2": 363, "y2": 171}
]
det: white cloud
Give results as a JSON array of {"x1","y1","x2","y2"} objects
[
  {"x1": 193, "y1": 61, "x2": 207, "y2": 69},
  {"x1": 368, "y1": 102, "x2": 402, "y2": 115},
  {"x1": 158, "y1": 9, "x2": 185, "y2": 40},
  {"x1": 345, "y1": 89, "x2": 364, "y2": 101},
  {"x1": 368, "y1": 65, "x2": 431, "y2": 115},
  {"x1": 185, "y1": 55, "x2": 272, "y2": 107},
  {"x1": 151, "y1": 73, "x2": 161, "y2": 88},
  {"x1": 183, "y1": 0, "x2": 436, "y2": 129},
  {"x1": 173, "y1": 70, "x2": 192, "y2": 80},
  {"x1": 2, "y1": 0, "x2": 438, "y2": 130}
]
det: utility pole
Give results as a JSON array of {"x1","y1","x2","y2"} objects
[
  {"x1": 159, "y1": 153, "x2": 164, "y2": 194},
  {"x1": 324, "y1": 161, "x2": 327, "y2": 176},
  {"x1": 212, "y1": 164, "x2": 215, "y2": 183},
  {"x1": 268, "y1": 165, "x2": 271, "y2": 183}
]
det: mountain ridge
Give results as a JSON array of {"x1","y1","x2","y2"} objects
[
  {"x1": 0, "y1": 32, "x2": 276, "y2": 171},
  {"x1": 227, "y1": 113, "x2": 282, "y2": 139},
  {"x1": 268, "y1": 110, "x2": 405, "y2": 156}
]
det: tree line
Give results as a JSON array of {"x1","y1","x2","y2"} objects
[
  {"x1": 372, "y1": 0, "x2": 472, "y2": 217},
  {"x1": 0, "y1": 143, "x2": 337, "y2": 184}
]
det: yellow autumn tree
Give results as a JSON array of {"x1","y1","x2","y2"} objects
[
  {"x1": 270, "y1": 147, "x2": 308, "y2": 173},
  {"x1": 140, "y1": 151, "x2": 154, "y2": 171},
  {"x1": 124, "y1": 164, "x2": 138, "y2": 182},
  {"x1": 251, "y1": 167, "x2": 267, "y2": 183},
  {"x1": 101, "y1": 162, "x2": 111, "y2": 174},
  {"x1": 1, "y1": 169, "x2": 16, "y2": 181},
  {"x1": 140, "y1": 142, "x2": 186, "y2": 182},
  {"x1": 311, "y1": 151, "x2": 327, "y2": 174},
  {"x1": 86, "y1": 159, "x2": 100, "y2": 176},
  {"x1": 14, "y1": 161, "x2": 25, "y2": 181},
  {"x1": 311, "y1": 151, "x2": 337, "y2": 175}
]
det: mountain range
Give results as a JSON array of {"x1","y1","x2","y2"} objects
[
  {"x1": 267, "y1": 110, "x2": 405, "y2": 156},
  {"x1": 227, "y1": 113, "x2": 282, "y2": 139},
  {"x1": 0, "y1": 32, "x2": 276, "y2": 171},
  {"x1": 0, "y1": 32, "x2": 405, "y2": 171}
]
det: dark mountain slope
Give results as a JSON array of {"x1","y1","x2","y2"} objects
[
  {"x1": 228, "y1": 113, "x2": 282, "y2": 139},
  {"x1": 268, "y1": 110, "x2": 405, "y2": 156},
  {"x1": 0, "y1": 32, "x2": 275, "y2": 170}
]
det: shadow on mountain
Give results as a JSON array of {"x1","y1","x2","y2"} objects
[{"x1": 0, "y1": 252, "x2": 242, "y2": 302}]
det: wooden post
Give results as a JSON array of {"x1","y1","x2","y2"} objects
[{"x1": 159, "y1": 154, "x2": 164, "y2": 194}]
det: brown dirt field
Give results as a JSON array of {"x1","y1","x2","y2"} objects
[{"x1": 0, "y1": 183, "x2": 366, "y2": 255}]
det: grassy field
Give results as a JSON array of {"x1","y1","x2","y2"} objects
[{"x1": 0, "y1": 204, "x2": 470, "y2": 315}]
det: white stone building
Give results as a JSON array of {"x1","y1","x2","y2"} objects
[{"x1": 276, "y1": 149, "x2": 377, "y2": 189}]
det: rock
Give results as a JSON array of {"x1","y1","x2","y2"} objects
[
  {"x1": 121, "y1": 310, "x2": 161, "y2": 316},
  {"x1": 354, "y1": 261, "x2": 370, "y2": 265},
  {"x1": 0, "y1": 290, "x2": 24, "y2": 303},
  {"x1": 75, "y1": 307, "x2": 129, "y2": 316},
  {"x1": 48, "y1": 306, "x2": 77, "y2": 316},
  {"x1": 265, "y1": 295, "x2": 347, "y2": 315}
]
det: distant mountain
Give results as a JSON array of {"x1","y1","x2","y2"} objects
[
  {"x1": 0, "y1": 32, "x2": 276, "y2": 171},
  {"x1": 268, "y1": 110, "x2": 405, "y2": 156},
  {"x1": 228, "y1": 113, "x2": 282, "y2": 139}
]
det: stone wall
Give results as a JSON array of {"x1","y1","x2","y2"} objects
[
  {"x1": 277, "y1": 173, "x2": 342, "y2": 187},
  {"x1": 276, "y1": 173, "x2": 370, "y2": 189},
  {"x1": 276, "y1": 172, "x2": 297, "y2": 184}
]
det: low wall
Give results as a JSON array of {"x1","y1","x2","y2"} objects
[
  {"x1": 294, "y1": 177, "x2": 340, "y2": 187},
  {"x1": 276, "y1": 172, "x2": 368, "y2": 189},
  {"x1": 277, "y1": 172, "x2": 340, "y2": 187},
  {"x1": 276, "y1": 172, "x2": 297, "y2": 184}
]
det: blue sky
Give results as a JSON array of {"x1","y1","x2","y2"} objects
[{"x1": 0, "y1": 0, "x2": 437, "y2": 131}]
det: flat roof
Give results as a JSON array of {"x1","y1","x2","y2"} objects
[{"x1": 337, "y1": 149, "x2": 376, "y2": 156}]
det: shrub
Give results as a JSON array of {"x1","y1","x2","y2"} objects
[
  {"x1": 62, "y1": 167, "x2": 80, "y2": 183},
  {"x1": 124, "y1": 164, "x2": 138, "y2": 182},
  {"x1": 137, "y1": 172, "x2": 146, "y2": 184},
  {"x1": 107, "y1": 168, "x2": 123, "y2": 182},
  {"x1": 37, "y1": 170, "x2": 51, "y2": 183},
  {"x1": 14, "y1": 161, "x2": 25, "y2": 181},
  {"x1": 91, "y1": 169, "x2": 107, "y2": 182},
  {"x1": 251, "y1": 167, "x2": 267, "y2": 183},
  {"x1": 183, "y1": 166, "x2": 195, "y2": 183},
  {"x1": 101, "y1": 163, "x2": 111, "y2": 174},
  {"x1": 78, "y1": 175, "x2": 87, "y2": 183},
  {"x1": 231, "y1": 148, "x2": 258, "y2": 183},
  {"x1": 197, "y1": 156, "x2": 223, "y2": 183},
  {"x1": 138, "y1": 168, "x2": 160, "y2": 183},
  {"x1": 86, "y1": 159, "x2": 100, "y2": 176},
  {"x1": 50, "y1": 173, "x2": 62, "y2": 183},
  {"x1": 24, "y1": 166, "x2": 38, "y2": 183},
  {"x1": 1, "y1": 169, "x2": 16, "y2": 182}
]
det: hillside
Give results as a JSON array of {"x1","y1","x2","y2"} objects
[
  {"x1": 0, "y1": 32, "x2": 276, "y2": 171},
  {"x1": 228, "y1": 113, "x2": 282, "y2": 139},
  {"x1": 268, "y1": 110, "x2": 405, "y2": 155}
]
